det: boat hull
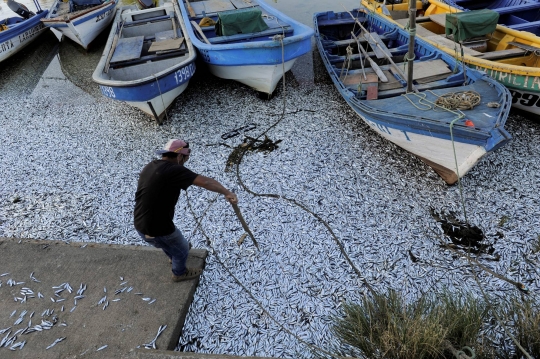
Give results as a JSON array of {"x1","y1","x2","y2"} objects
[
  {"x1": 97, "y1": 62, "x2": 195, "y2": 120},
  {"x1": 207, "y1": 58, "x2": 295, "y2": 94},
  {"x1": 178, "y1": 0, "x2": 314, "y2": 94},
  {"x1": 42, "y1": 0, "x2": 117, "y2": 49},
  {"x1": 0, "y1": 11, "x2": 49, "y2": 63}
]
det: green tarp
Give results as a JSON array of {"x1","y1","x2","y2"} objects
[
  {"x1": 215, "y1": 7, "x2": 268, "y2": 37},
  {"x1": 445, "y1": 9, "x2": 499, "y2": 43}
]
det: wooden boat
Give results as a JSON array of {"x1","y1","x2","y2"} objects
[
  {"x1": 177, "y1": 0, "x2": 314, "y2": 95},
  {"x1": 41, "y1": 0, "x2": 118, "y2": 49},
  {"x1": 314, "y1": 6, "x2": 512, "y2": 184},
  {"x1": 92, "y1": 1, "x2": 196, "y2": 123},
  {"x1": 442, "y1": 0, "x2": 540, "y2": 35},
  {"x1": 0, "y1": 0, "x2": 49, "y2": 63},
  {"x1": 362, "y1": 0, "x2": 540, "y2": 117}
]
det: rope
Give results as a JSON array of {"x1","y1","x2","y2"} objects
[
  {"x1": 184, "y1": 191, "x2": 359, "y2": 359},
  {"x1": 340, "y1": 46, "x2": 353, "y2": 81},
  {"x1": 435, "y1": 91, "x2": 481, "y2": 111},
  {"x1": 153, "y1": 73, "x2": 169, "y2": 123}
]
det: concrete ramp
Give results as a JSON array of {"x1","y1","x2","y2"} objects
[{"x1": 0, "y1": 238, "x2": 206, "y2": 358}]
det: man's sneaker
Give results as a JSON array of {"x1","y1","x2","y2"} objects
[{"x1": 172, "y1": 268, "x2": 202, "y2": 282}]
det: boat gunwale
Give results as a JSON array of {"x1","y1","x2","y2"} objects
[{"x1": 177, "y1": 0, "x2": 314, "y2": 51}]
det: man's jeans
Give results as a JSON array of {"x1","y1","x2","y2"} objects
[{"x1": 137, "y1": 227, "x2": 189, "y2": 276}]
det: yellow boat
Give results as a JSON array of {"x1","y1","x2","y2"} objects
[{"x1": 362, "y1": 0, "x2": 540, "y2": 116}]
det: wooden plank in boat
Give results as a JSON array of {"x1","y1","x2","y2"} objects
[
  {"x1": 229, "y1": 0, "x2": 254, "y2": 9},
  {"x1": 507, "y1": 41, "x2": 540, "y2": 52},
  {"x1": 477, "y1": 48, "x2": 527, "y2": 60},
  {"x1": 395, "y1": 59, "x2": 452, "y2": 83},
  {"x1": 424, "y1": 35, "x2": 483, "y2": 56},
  {"x1": 110, "y1": 36, "x2": 144, "y2": 63},
  {"x1": 362, "y1": 32, "x2": 392, "y2": 59},
  {"x1": 190, "y1": 0, "x2": 235, "y2": 16},
  {"x1": 149, "y1": 37, "x2": 185, "y2": 52}
]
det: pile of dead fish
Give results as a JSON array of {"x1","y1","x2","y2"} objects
[{"x1": 0, "y1": 79, "x2": 539, "y2": 357}]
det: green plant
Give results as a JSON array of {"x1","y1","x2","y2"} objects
[
  {"x1": 331, "y1": 290, "x2": 490, "y2": 359},
  {"x1": 510, "y1": 297, "x2": 540, "y2": 358}
]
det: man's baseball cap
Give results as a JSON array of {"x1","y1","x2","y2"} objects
[{"x1": 156, "y1": 139, "x2": 191, "y2": 156}]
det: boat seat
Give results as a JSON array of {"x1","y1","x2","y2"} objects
[
  {"x1": 475, "y1": 48, "x2": 527, "y2": 60},
  {"x1": 491, "y1": 2, "x2": 540, "y2": 15},
  {"x1": 109, "y1": 48, "x2": 188, "y2": 69},
  {"x1": 207, "y1": 25, "x2": 293, "y2": 44},
  {"x1": 507, "y1": 20, "x2": 540, "y2": 31},
  {"x1": 123, "y1": 14, "x2": 173, "y2": 27}
]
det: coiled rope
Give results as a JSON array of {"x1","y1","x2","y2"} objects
[{"x1": 435, "y1": 91, "x2": 481, "y2": 110}]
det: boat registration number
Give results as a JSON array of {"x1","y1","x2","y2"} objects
[
  {"x1": 96, "y1": 9, "x2": 113, "y2": 23},
  {"x1": 100, "y1": 86, "x2": 116, "y2": 98},
  {"x1": 174, "y1": 63, "x2": 195, "y2": 85}
]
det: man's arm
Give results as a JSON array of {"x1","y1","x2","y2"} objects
[{"x1": 192, "y1": 175, "x2": 238, "y2": 204}]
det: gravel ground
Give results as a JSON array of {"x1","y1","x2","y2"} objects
[{"x1": 1, "y1": 52, "x2": 540, "y2": 357}]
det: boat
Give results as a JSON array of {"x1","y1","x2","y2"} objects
[
  {"x1": 362, "y1": 0, "x2": 540, "y2": 117},
  {"x1": 176, "y1": 0, "x2": 314, "y2": 95},
  {"x1": 92, "y1": 1, "x2": 197, "y2": 123},
  {"x1": 41, "y1": 0, "x2": 118, "y2": 50},
  {"x1": 314, "y1": 6, "x2": 512, "y2": 184},
  {"x1": 0, "y1": 0, "x2": 49, "y2": 63},
  {"x1": 442, "y1": 0, "x2": 540, "y2": 35}
]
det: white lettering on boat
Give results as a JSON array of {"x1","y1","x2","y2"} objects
[
  {"x1": 100, "y1": 86, "x2": 116, "y2": 98},
  {"x1": 532, "y1": 76, "x2": 540, "y2": 90},
  {"x1": 174, "y1": 63, "x2": 195, "y2": 85}
]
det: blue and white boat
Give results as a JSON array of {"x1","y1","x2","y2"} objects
[
  {"x1": 315, "y1": 6, "x2": 513, "y2": 184},
  {"x1": 92, "y1": 1, "x2": 196, "y2": 123},
  {"x1": 0, "y1": 0, "x2": 49, "y2": 63},
  {"x1": 41, "y1": 0, "x2": 118, "y2": 49},
  {"x1": 177, "y1": 0, "x2": 313, "y2": 95}
]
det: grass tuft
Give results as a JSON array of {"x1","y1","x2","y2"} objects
[{"x1": 331, "y1": 290, "x2": 488, "y2": 359}]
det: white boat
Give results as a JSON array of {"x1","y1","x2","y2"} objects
[
  {"x1": 0, "y1": 0, "x2": 49, "y2": 63},
  {"x1": 41, "y1": 0, "x2": 118, "y2": 49},
  {"x1": 92, "y1": 2, "x2": 196, "y2": 123}
]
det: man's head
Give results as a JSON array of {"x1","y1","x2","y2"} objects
[{"x1": 156, "y1": 139, "x2": 191, "y2": 164}]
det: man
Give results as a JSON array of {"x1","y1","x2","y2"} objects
[{"x1": 134, "y1": 139, "x2": 238, "y2": 282}]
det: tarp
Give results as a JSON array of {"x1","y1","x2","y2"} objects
[
  {"x1": 445, "y1": 9, "x2": 499, "y2": 43},
  {"x1": 215, "y1": 7, "x2": 268, "y2": 37}
]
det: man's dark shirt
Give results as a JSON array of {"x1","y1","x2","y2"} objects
[{"x1": 134, "y1": 160, "x2": 198, "y2": 236}]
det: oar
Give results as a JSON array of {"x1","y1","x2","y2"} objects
[
  {"x1": 351, "y1": 31, "x2": 384, "y2": 82},
  {"x1": 185, "y1": 0, "x2": 196, "y2": 17},
  {"x1": 342, "y1": 5, "x2": 419, "y2": 92},
  {"x1": 104, "y1": 20, "x2": 124, "y2": 73},
  {"x1": 191, "y1": 20, "x2": 211, "y2": 44}
]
